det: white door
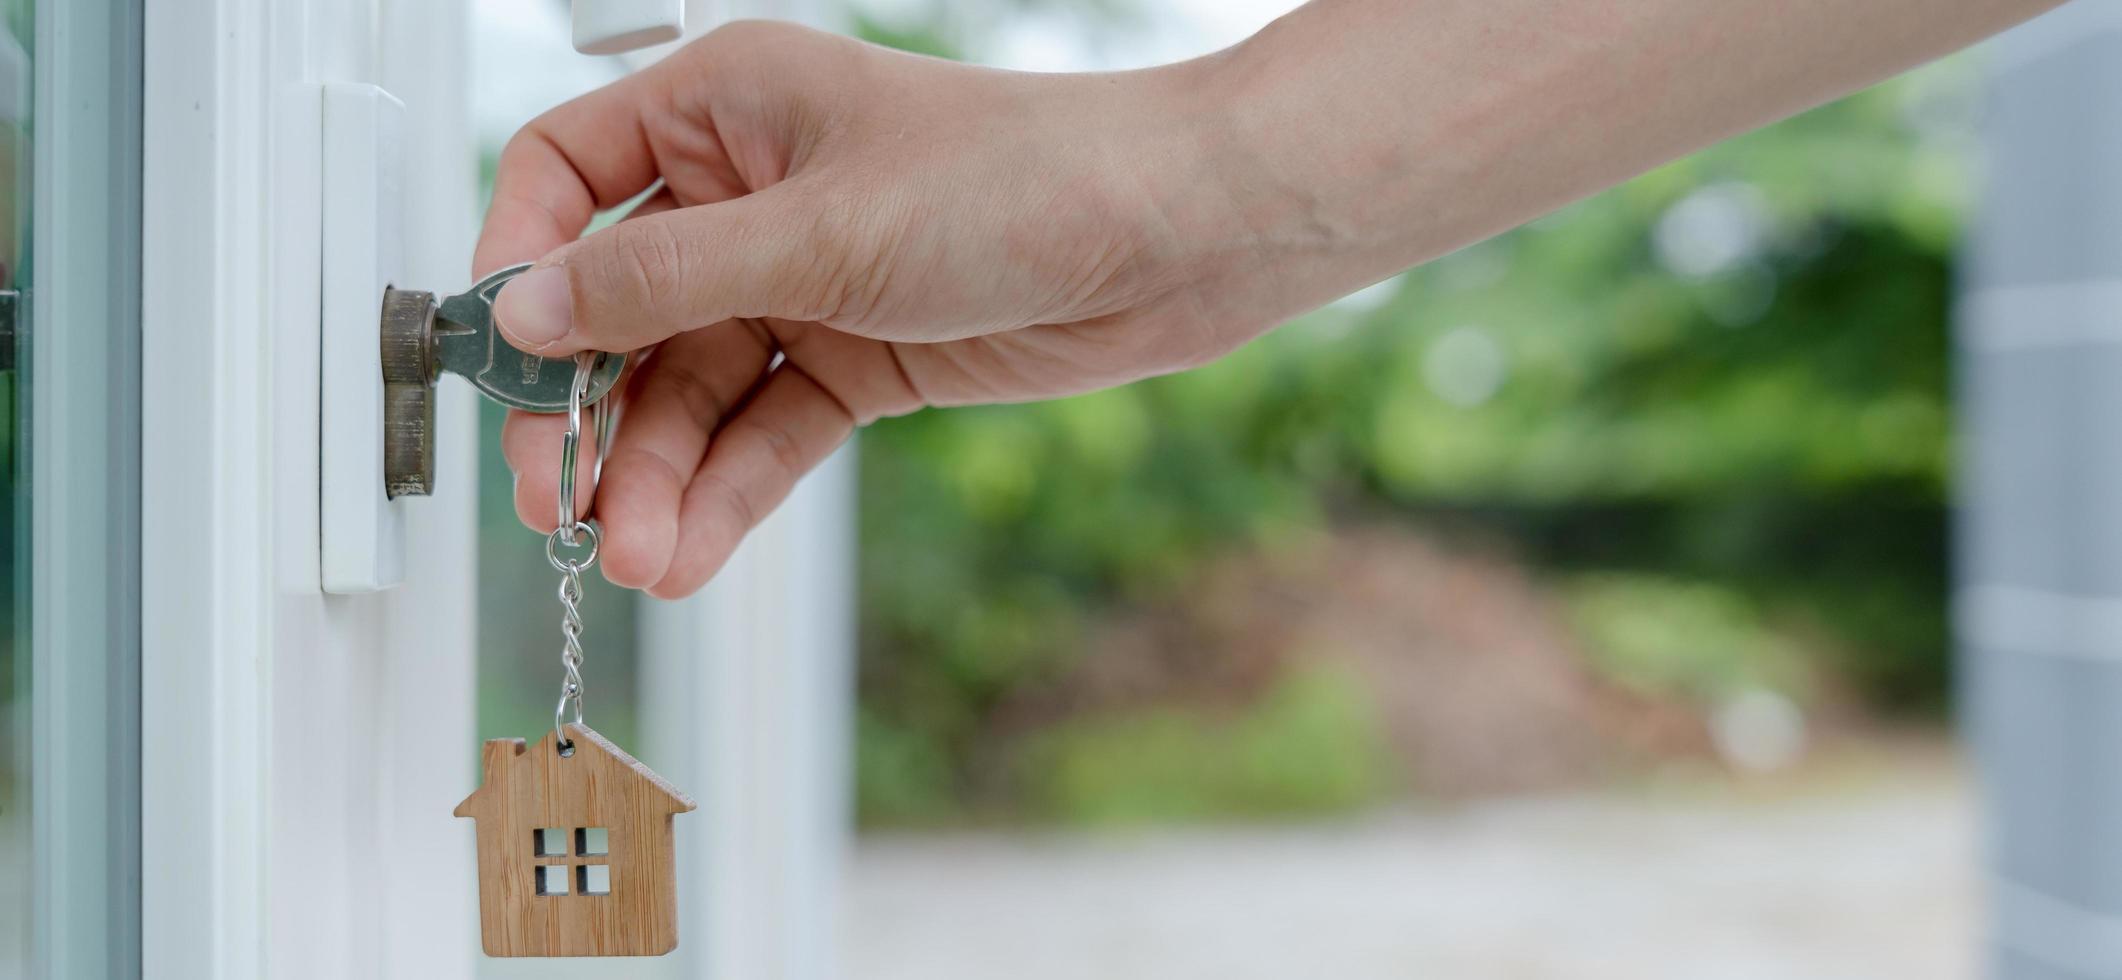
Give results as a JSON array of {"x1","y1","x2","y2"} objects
[
  {"x1": 133, "y1": 2, "x2": 852, "y2": 978},
  {"x1": 140, "y1": 0, "x2": 482, "y2": 976}
]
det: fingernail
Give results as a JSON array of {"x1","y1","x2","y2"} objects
[{"x1": 494, "y1": 266, "x2": 574, "y2": 349}]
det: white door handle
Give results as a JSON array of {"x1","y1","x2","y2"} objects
[{"x1": 573, "y1": 0, "x2": 684, "y2": 55}]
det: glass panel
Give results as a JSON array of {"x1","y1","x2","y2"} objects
[
  {"x1": 0, "y1": 0, "x2": 29, "y2": 971},
  {"x1": 28, "y1": 0, "x2": 139, "y2": 971}
]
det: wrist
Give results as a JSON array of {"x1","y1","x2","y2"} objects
[
  {"x1": 1103, "y1": 49, "x2": 1304, "y2": 335},
  {"x1": 1138, "y1": 14, "x2": 1437, "y2": 335}
]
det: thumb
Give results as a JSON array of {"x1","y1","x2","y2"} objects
[{"x1": 493, "y1": 183, "x2": 845, "y2": 355}]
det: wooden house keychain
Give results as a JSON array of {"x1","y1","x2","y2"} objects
[{"x1": 451, "y1": 282, "x2": 697, "y2": 958}]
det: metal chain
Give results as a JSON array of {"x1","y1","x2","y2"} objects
[
  {"x1": 548, "y1": 523, "x2": 596, "y2": 753},
  {"x1": 549, "y1": 353, "x2": 606, "y2": 753}
]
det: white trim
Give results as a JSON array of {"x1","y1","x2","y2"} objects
[
  {"x1": 1958, "y1": 279, "x2": 2122, "y2": 352},
  {"x1": 1957, "y1": 584, "x2": 2122, "y2": 660},
  {"x1": 141, "y1": 0, "x2": 274, "y2": 973},
  {"x1": 317, "y1": 82, "x2": 410, "y2": 594}
]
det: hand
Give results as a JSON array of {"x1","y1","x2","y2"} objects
[
  {"x1": 482, "y1": 0, "x2": 2061, "y2": 598},
  {"x1": 479, "y1": 21, "x2": 1255, "y2": 597}
]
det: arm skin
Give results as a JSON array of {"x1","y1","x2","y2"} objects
[
  {"x1": 478, "y1": 0, "x2": 2061, "y2": 598},
  {"x1": 1182, "y1": 0, "x2": 2058, "y2": 328}
]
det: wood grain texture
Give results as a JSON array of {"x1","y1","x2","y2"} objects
[{"x1": 454, "y1": 723, "x2": 697, "y2": 957}]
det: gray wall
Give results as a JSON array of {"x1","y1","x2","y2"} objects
[{"x1": 1963, "y1": 3, "x2": 2122, "y2": 976}]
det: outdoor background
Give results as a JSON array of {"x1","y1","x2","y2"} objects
[{"x1": 474, "y1": 0, "x2": 1977, "y2": 975}]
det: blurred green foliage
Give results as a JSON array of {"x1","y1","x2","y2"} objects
[
  {"x1": 1022, "y1": 665, "x2": 1395, "y2": 825},
  {"x1": 1564, "y1": 574, "x2": 1817, "y2": 705},
  {"x1": 852, "y1": 9, "x2": 1967, "y2": 823}
]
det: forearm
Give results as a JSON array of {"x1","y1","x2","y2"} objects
[{"x1": 1171, "y1": 0, "x2": 2062, "y2": 324}]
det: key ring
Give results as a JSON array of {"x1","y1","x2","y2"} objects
[
  {"x1": 555, "y1": 353, "x2": 596, "y2": 545},
  {"x1": 593, "y1": 384, "x2": 617, "y2": 488},
  {"x1": 546, "y1": 519, "x2": 600, "y2": 571}
]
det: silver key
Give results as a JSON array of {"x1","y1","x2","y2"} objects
[{"x1": 432, "y1": 263, "x2": 626, "y2": 412}]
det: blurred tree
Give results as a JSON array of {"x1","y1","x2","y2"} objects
[{"x1": 844, "y1": 5, "x2": 1968, "y2": 823}]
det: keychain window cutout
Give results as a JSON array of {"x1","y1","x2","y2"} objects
[
  {"x1": 533, "y1": 828, "x2": 567, "y2": 857},
  {"x1": 576, "y1": 827, "x2": 609, "y2": 856},
  {"x1": 535, "y1": 865, "x2": 570, "y2": 896},
  {"x1": 577, "y1": 864, "x2": 612, "y2": 896}
]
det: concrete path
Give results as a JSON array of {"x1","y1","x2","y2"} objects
[{"x1": 849, "y1": 781, "x2": 1975, "y2": 980}]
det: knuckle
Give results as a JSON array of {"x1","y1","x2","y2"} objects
[
  {"x1": 695, "y1": 471, "x2": 760, "y2": 533},
  {"x1": 753, "y1": 416, "x2": 810, "y2": 483},
  {"x1": 496, "y1": 123, "x2": 552, "y2": 169},
  {"x1": 584, "y1": 221, "x2": 690, "y2": 327},
  {"x1": 657, "y1": 358, "x2": 729, "y2": 432},
  {"x1": 800, "y1": 187, "x2": 899, "y2": 329}
]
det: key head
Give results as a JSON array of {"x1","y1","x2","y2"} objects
[{"x1": 434, "y1": 263, "x2": 626, "y2": 413}]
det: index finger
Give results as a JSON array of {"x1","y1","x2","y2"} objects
[{"x1": 473, "y1": 67, "x2": 674, "y2": 277}]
